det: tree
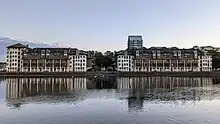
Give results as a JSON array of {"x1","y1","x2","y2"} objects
[
  {"x1": 209, "y1": 50, "x2": 220, "y2": 69},
  {"x1": 94, "y1": 51, "x2": 115, "y2": 69},
  {"x1": 212, "y1": 56, "x2": 220, "y2": 69}
]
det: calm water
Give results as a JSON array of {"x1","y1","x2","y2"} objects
[{"x1": 1, "y1": 77, "x2": 220, "y2": 124}]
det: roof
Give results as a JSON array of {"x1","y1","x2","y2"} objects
[
  {"x1": 116, "y1": 47, "x2": 204, "y2": 56},
  {"x1": 128, "y1": 35, "x2": 143, "y2": 41},
  {"x1": 26, "y1": 48, "x2": 85, "y2": 55},
  {"x1": 7, "y1": 43, "x2": 28, "y2": 48}
]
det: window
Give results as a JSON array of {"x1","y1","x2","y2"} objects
[
  {"x1": 194, "y1": 51, "x2": 198, "y2": 58},
  {"x1": 152, "y1": 51, "x2": 156, "y2": 58},
  {"x1": 157, "y1": 50, "x2": 161, "y2": 57},
  {"x1": 46, "y1": 49, "x2": 50, "y2": 55},
  {"x1": 178, "y1": 51, "x2": 181, "y2": 57},
  {"x1": 41, "y1": 50, "x2": 45, "y2": 55},
  {"x1": 174, "y1": 51, "x2": 177, "y2": 57},
  {"x1": 64, "y1": 50, "x2": 67, "y2": 55}
]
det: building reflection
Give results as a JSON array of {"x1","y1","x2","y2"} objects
[
  {"x1": 117, "y1": 77, "x2": 219, "y2": 113},
  {"x1": 5, "y1": 77, "x2": 118, "y2": 99},
  {"x1": 117, "y1": 77, "x2": 215, "y2": 90},
  {"x1": 5, "y1": 76, "x2": 220, "y2": 111},
  {"x1": 6, "y1": 77, "x2": 89, "y2": 99}
]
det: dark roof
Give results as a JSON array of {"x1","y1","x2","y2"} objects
[
  {"x1": 116, "y1": 47, "x2": 204, "y2": 56},
  {"x1": 26, "y1": 48, "x2": 86, "y2": 55},
  {"x1": 7, "y1": 43, "x2": 28, "y2": 48},
  {"x1": 23, "y1": 47, "x2": 88, "y2": 60},
  {"x1": 128, "y1": 35, "x2": 143, "y2": 41}
]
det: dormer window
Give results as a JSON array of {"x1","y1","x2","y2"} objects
[
  {"x1": 152, "y1": 51, "x2": 156, "y2": 58},
  {"x1": 173, "y1": 51, "x2": 177, "y2": 57},
  {"x1": 46, "y1": 49, "x2": 50, "y2": 55},
  {"x1": 64, "y1": 50, "x2": 68, "y2": 56},
  {"x1": 23, "y1": 50, "x2": 28, "y2": 56},
  {"x1": 124, "y1": 51, "x2": 128, "y2": 56},
  {"x1": 178, "y1": 50, "x2": 181, "y2": 57},
  {"x1": 76, "y1": 50, "x2": 79, "y2": 55},
  {"x1": 41, "y1": 50, "x2": 45, "y2": 55},
  {"x1": 157, "y1": 50, "x2": 160, "y2": 58},
  {"x1": 136, "y1": 50, "x2": 139, "y2": 56},
  {"x1": 194, "y1": 51, "x2": 198, "y2": 58}
]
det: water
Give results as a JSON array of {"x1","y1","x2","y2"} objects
[{"x1": 0, "y1": 77, "x2": 220, "y2": 124}]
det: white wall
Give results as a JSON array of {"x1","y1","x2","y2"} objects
[
  {"x1": 199, "y1": 55, "x2": 212, "y2": 71},
  {"x1": 117, "y1": 55, "x2": 134, "y2": 72},
  {"x1": 6, "y1": 48, "x2": 24, "y2": 72},
  {"x1": 74, "y1": 55, "x2": 87, "y2": 72}
]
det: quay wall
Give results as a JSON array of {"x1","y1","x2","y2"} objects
[{"x1": 0, "y1": 71, "x2": 220, "y2": 78}]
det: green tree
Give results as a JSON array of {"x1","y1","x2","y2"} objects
[
  {"x1": 209, "y1": 50, "x2": 220, "y2": 69},
  {"x1": 94, "y1": 51, "x2": 115, "y2": 69},
  {"x1": 212, "y1": 56, "x2": 220, "y2": 69}
]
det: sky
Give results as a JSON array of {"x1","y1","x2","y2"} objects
[{"x1": 0, "y1": 0, "x2": 220, "y2": 52}]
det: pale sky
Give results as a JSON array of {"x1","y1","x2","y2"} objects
[{"x1": 0, "y1": 0, "x2": 220, "y2": 51}]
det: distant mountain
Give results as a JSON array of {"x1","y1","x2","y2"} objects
[{"x1": 0, "y1": 37, "x2": 59, "y2": 61}]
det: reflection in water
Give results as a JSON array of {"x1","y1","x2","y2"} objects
[{"x1": 5, "y1": 77, "x2": 220, "y2": 112}]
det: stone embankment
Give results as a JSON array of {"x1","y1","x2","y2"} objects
[{"x1": 0, "y1": 71, "x2": 220, "y2": 78}]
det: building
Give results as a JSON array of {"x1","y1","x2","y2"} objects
[
  {"x1": 199, "y1": 51, "x2": 212, "y2": 71},
  {"x1": 0, "y1": 62, "x2": 6, "y2": 71},
  {"x1": 116, "y1": 47, "x2": 212, "y2": 72},
  {"x1": 116, "y1": 50, "x2": 134, "y2": 72},
  {"x1": 6, "y1": 43, "x2": 89, "y2": 72},
  {"x1": 6, "y1": 43, "x2": 28, "y2": 72},
  {"x1": 127, "y1": 35, "x2": 143, "y2": 49}
]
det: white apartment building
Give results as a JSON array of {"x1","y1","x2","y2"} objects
[
  {"x1": 116, "y1": 47, "x2": 213, "y2": 72},
  {"x1": 69, "y1": 50, "x2": 87, "y2": 72},
  {"x1": 199, "y1": 51, "x2": 212, "y2": 71},
  {"x1": 6, "y1": 43, "x2": 27, "y2": 72},
  {"x1": 73, "y1": 54, "x2": 87, "y2": 72},
  {"x1": 6, "y1": 43, "x2": 88, "y2": 72},
  {"x1": 117, "y1": 51, "x2": 134, "y2": 72}
]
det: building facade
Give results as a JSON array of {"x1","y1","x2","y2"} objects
[
  {"x1": 6, "y1": 43, "x2": 89, "y2": 72},
  {"x1": 127, "y1": 35, "x2": 143, "y2": 49},
  {"x1": 116, "y1": 47, "x2": 212, "y2": 72},
  {"x1": 6, "y1": 43, "x2": 28, "y2": 72},
  {"x1": 199, "y1": 51, "x2": 212, "y2": 71},
  {"x1": 117, "y1": 50, "x2": 134, "y2": 72}
]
